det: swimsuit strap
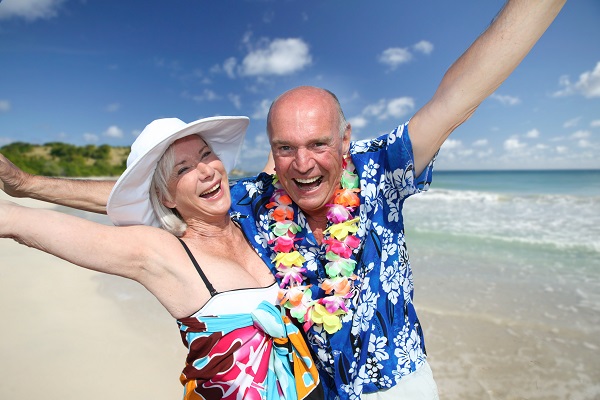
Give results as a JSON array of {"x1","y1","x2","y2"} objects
[{"x1": 177, "y1": 238, "x2": 219, "y2": 297}]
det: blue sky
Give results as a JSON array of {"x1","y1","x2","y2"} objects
[{"x1": 0, "y1": 0, "x2": 598, "y2": 172}]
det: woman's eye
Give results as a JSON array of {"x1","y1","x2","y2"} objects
[
  {"x1": 177, "y1": 166, "x2": 189, "y2": 175},
  {"x1": 201, "y1": 150, "x2": 212, "y2": 159}
]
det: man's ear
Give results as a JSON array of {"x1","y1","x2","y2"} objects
[{"x1": 342, "y1": 123, "x2": 352, "y2": 155}]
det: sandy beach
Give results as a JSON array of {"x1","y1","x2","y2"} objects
[
  {"x1": 1, "y1": 189, "x2": 599, "y2": 399},
  {"x1": 0, "y1": 191, "x2": 187, "y2": 399}
]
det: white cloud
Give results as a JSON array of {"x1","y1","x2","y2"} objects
[
  {"x1": 552, "y1": 61, "x2": 600, "y2": 98},
  {"x1": 591, "y1": 120, "x2": 600, "y2": 128},
  {"x1": 525, "y1": 129, "x2": 540, "y2": 139},
  {"x1": 413, "y1": 40, "x2": 434, "y2": 55},
  {"x1": 103, "y1": 125, "x2": 123, "y2": 139},
  {"x1": 83, "y1": 133, "x2": 99, "y2": 143},
  {"x1": 385, "y1": 97, "x2": 415, "y2": 119},
  {"x1": 563, "y1": 117, "x2": 581, "y2": 128},
  {"x1": 556, "y1": 145, "x2": 568, "y2": 154},
  {"x1": 192, "y1": 89, "x2": 220, "y2": 102},
  {"x1": 252, "y1": 99, "x2": 272, "y2": 120},
  {"x1": 228, "y1": 93, "x2": 242, "y2": 110},
  {"x1": 504, "y1": 137, "x2": 526, "y2": 151},
  {"x1": 475, "y1": 148, "x2": 493, "y2": 159},
  {"x1": 491, "y1": 93, "x2": 521, "y2": 106},
  {"x1": 570, "y1": 130, "x2": 590, "y2": 140},
  {"x1": 378, "y1": 47, "x2": 412, "y2": 70},
  {"x1": 0, "y1": 100, "x2": 11, "y2": 112},
  {"x1": 472, "y1": 139, "x2": 488, "y2": 147},
  {"x1": 223, "y1": 57, "x2": 237, "y2": 79},
  {"x1": 348, "y1": 116, "x2": 368, "y2": 129},
  {"x1": 441, "y1": 138, "x2": 462, "y2": 150},
  {"x1": 578, "y1": 139, "x2": 591, "y2": 148},
  {"x1": 106, "y1": 103, "x2": 120, "y2": 112},
  {"x1": 362, "y1": 100, "x2": 386, "y2": 118},
  {"x1": 0, "y1": 0, "x2": 65, "y2": 21},
  {"x1": 352, "y1": 97, "x2": 415, "y2": 130},
  {"x1": 240, "y1": 38, "x2": 312, "y2": 76},
  {"x1": 238, "y1": 132, "x2": 272, "y2": 172}
]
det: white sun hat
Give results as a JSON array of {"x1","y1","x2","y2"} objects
[{"x1": 107, "y1": 116, "x2": 249, "y2": 227}]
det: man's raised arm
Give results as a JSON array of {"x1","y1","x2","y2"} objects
[
  {"x1": 409, "y1": 0, "x2": 566, "y2": 176},
  {"x1": 0, "y1": 153, "x2": 115, "y2": 214}
]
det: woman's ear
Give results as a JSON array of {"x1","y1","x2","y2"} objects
[
  {"x1": 159, "y1": 188, "x2": 176, "y2": 209},
  {"x1": 162, "y1": 199, "x2": 176, "y2": 208}
]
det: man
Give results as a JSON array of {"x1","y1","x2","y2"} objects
[{"x1": 0, "y1": 1, "x2": 566, "y2": 398}]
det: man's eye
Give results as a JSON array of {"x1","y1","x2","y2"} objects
[{"x1": 201, "y1": 150, "x2": 212, "y2": 159}]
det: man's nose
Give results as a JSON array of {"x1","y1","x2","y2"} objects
[{"x1": 293, "y1": 148, "x2": 314, "y2": 173}]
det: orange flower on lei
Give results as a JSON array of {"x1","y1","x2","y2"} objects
[{"x1": 269, "y1": 155, "x2": 360, "y2": 334}]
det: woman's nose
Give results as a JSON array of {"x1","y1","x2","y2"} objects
[{"x1": 195, "y1": 162, "x2": 214, "y2": 180}]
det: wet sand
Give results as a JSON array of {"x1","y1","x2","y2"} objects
[{"x1": 1, "y1": 191, "x2": 598, "y2": 399}]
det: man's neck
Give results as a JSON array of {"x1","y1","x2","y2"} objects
[{"x1": 305, "y1": 212, "x2": 329, "y2": 245}]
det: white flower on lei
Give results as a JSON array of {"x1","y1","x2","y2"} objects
[{"x1": 351, "y1": 277, "x2": 379, "y2": 336}]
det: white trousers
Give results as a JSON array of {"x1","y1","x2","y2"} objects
[{"x1": 361, "y1": 361, "x2": 439, "y2": 400}]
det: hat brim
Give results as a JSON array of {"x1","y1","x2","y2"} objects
[{"x1": 107, "y1": 116, "x2": 249, "y2": 227}]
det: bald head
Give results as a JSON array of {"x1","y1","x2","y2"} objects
[{"x1": 267, "y1": 86, "x2": 348, "y2": 140}]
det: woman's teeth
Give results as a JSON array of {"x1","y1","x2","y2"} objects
[{"x1": 200, "y1": 183, "x2": 220, "y2": 197}]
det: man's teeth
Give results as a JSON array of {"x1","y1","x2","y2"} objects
[
  {"x1": 295, "y1": 176, "x2": 321, "y2": 184},
  {"x1": 200, "y1": 183, "x2": 220, "y2": 196}
]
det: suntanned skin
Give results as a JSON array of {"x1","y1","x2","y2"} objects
[{"x1": 0, "y1": 136, "x2": 275, "y2": 319}]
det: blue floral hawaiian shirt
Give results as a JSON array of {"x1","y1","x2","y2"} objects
[{"x1": 230, "y1": 122, "x2": 434, "y2": 400}]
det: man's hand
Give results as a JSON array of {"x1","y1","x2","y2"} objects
[{"x1": 0, "y1": 153, "x2": 31, "y2": 198}]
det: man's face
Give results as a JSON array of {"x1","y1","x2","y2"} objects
[{"x1": 268, "y1": 90, "x2": 350, "y2": 221}]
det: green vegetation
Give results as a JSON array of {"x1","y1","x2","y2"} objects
[{"x1": 0, "y1": 142, "x2": 130, "y2": 177}]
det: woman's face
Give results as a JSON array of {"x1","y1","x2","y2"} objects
[{"x1": 162, "y1": 135, "x2": 231, "y2": 224}]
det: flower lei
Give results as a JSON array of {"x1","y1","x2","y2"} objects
[{"x1": 266, "y1": 155, "x2": 361, "y2": 334}]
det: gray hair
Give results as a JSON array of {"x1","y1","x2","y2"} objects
[
  {"x1": 324, "y1": 88, "x2": 350, "y2": 138},
  {"x1": 149, "y1": 141, "x2": 188, "y2": 236}
]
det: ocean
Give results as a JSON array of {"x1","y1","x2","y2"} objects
[
  {"x1": 405, "y1": 169, "x2": 600, "y2": 254},
  {"x1": 402, "y1": 169, "x2": 600, "y2": 399}
]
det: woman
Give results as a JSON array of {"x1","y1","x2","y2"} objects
[{"x1": 0, "y1": 116, "x2": 320, "y2": 400}]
